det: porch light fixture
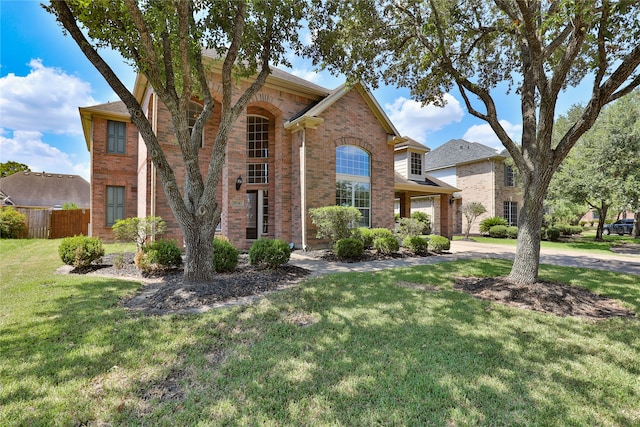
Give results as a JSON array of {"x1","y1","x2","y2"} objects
[{"x1": 236, "y1": 175, "x2": 243, "y2": 191}]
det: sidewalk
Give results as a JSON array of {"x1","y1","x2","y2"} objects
[{"x1": 289, "y1": 240, "x2": 640, "y2": 277}]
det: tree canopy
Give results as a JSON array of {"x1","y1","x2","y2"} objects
[
  {"x1": 307, "y1": 0, "x2": 640, "y2": 284},
  {"x1": 46, "y1": 0, "x2": 305, "y2": 282},
  {"x1": 0, "y1": 161, "x2": 30, "y2": 178}
]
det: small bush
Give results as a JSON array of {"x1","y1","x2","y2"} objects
[
  {"x1": 547, "y1": 227, "x2": 561, "y2": 241},
  {"x1": 249, "y1": 238, "x2": 290, "y2": 269},
  {"x1": 359, "y1": 227, "x2": 393, "y2": 248},
  {"x1": 333, "y1": 238, "x2": 364, "y2": 259},
  {"x1": 373, "y1": 236, "x2": 400, "y2": 255},
  {"x1": 59, "y1": 235, "x2": 105, "y2": 267},
  {"x1": 556, "y1": 224, "x2": 572, "y2": 236},
  {"x1": 479, "y1": 216, "x2": 508, "y2": 234},
  {"x1": 403, "y1": 235, "x2": 429, "y2": 256},
  {"x1": 112, "y1": 216, "x2": 166, "y2": 251},
  {"x1": 489, "y1": 225, "x2": 508, "y2": 238},
  {"x1": 396, "y1": 217, "x2": 424, "y2": 237},
  {"x1": 506, "y1": 226, "x2": 518, "y2": 239},
  {"x1": 113, "y1": 253, "x2": 125, "y2": 270},
  {"x1": 570, "y1": 225, "x2": 583, "y2": 235},
  {"x1": 428, "y1": 235, "x2": 450, "y2": 254},
  {"x1": 142, "y1": 239, "x2": 183, "y2": 270},
  {"x1": 309, "y1": 206, "x2": 362, "y2": 244},
  {"x1": 410, "y1": 211, "x2": 432, "y2": 235},
  {"x1": 0, "y1": 207, "x2": 27, "y2": 238},
  {"x1": 213, "y1": 237, "x2": 238, "y2": 273}
]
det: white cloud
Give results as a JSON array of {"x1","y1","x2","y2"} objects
[
  {"x1": 290, "y1": 67, "x2": 323, "y2": 83},
  {"x1": 384, "y1": 94, "x2": 464, "y2": 143},
  {"x1": 0, "y1": 59, "x2": 97, "y2": 135},
  {"x1": 0, "y1": 129, "x2": 89, "y2": 180},
  {"x1": 463, "y1": 120, "x2": 522, "y2": 150}
]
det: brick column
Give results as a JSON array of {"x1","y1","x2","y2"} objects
[{"x1": 439, "y1": 193, "x2": 452, "y2": 238}]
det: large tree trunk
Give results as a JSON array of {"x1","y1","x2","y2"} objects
[
  {"x1": 182, "y1": 218, "x2": 216, "y2": 282},
  {"x1": 508, "y1": 178, "x2": 547, "y2": 284}
]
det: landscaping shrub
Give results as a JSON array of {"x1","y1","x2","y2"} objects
[
  {"x1": 112, "y1": 216, "x2": 166, "y2": 251},
  {"x1": 0, "y1": 207, "x2": 27, "y2": 238},
  {"x1": 396, "y1": 217, "x2": 424, "y2": 237},
  {"x1": 359, "y1": 227, "x2": 393, "y2": 248},
  {"x1": 546, "y1": 227, "x2": 561, "y2": 241},
  {"x1": 556, "y1": 224, "x2": 573, "y2": 236},
  {"x1": 428, "y1": 235, "x2": 450, "y2": 254},
  {"x1": 249, "y1": 238, "x2": 290, "y2": 269},
  {"x1": 571, "y1": 225, "x2": 584, "y2": 235},
  {"x1": 489, "y1": 225, "x2": 508, "y2": 238},
  {"x1": 402, "y1": 235, "x2": 429, "y2": 256},
  {"x1": 213, "y1": 237, "x2": 238, "y2": 273},
  {"x1": 58, "y1": 235, "x2": 105, "y2": 267},
  {"x1": 309, "y1": 206, "x2": 362, "y2": 243},
  {"x1": 410, "y1": 211, "x2": 432, "y2": 235},
  {"x1": 140, "y1": 239, "x2": 183, "y2": 270},
  {"x1": 333, "y1": 237, "x2": 364, "y2": 259},
  {"x1": 479, "y1": 216, "x2": 508, "y2": 234},
  {"x1": 507, "y1": 226, "x2": 518, "y2": 239},
  {"x1": 373, "y1": 236, "x2": 400, "y2": 255}
]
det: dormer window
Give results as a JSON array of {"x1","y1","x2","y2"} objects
[{"x1": 410, "y1": 152, "x2": 422, "y2": 176}]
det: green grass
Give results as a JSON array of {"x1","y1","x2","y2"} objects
[
  {"x1": 455, "y1": 232, "x2": 638, "y2": 256},
  {"x1": 1, "y1": 239, "x2": 639, "y2": 425}
]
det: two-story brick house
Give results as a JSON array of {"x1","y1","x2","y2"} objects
[
  {"x1": 422, "y1": 139, "x2": 523, "y2": 234},
  {"x1": 80, "y1": 56, "x2": 457, "y2": 249}
]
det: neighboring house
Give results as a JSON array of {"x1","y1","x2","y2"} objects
[
  {"x1": 0, "y1": 171, "x2": 90, "y2": 209},
  {"x1": 422, "y1": 139, "x2": 523, "y2": 235},
  {"x1": 79, "y1": 54, "x2": 457, "y2": 249},
  {"x1": 393, "y1": 138, "x2": 459, "y2": 235}
]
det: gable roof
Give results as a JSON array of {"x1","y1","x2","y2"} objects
[
  {"x1": 0, "y1": 172, "x2": 90, "y2": 208},
  {"x1": 285, "y1": 82, "x2": 405, "y2": 143},
  {"x1": 79, "y1": 101, "x2": 130, "y2": 150},
  {"x1": 394, "y1": 171, "x2": 459, "y2": 195},
  {"x1": 423, "y1": 139, "x2": 505, "y2": 171},
  {"x1": 394, "y1": 137, "x2": 430, "y2": 153}
]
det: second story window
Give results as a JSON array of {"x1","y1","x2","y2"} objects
[
  {"x1": 107, "y1": 120, "x2": 126, "y2": 154},
  {"x1": 246, "y1": 115, "x2": 269, "y2": 184},
  {"x1": 410, "y1": 152, "x2": 422, "y2": 176},
  {"x1": 504, "y1": 164, "x2": 515, "y2": 187}
]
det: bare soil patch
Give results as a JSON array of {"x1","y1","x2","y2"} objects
[{"x1": 455, "y1": 276, "x2": 636, "y2": 320}]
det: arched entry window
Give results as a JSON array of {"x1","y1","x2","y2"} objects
[{"x1": 336, "y1": 145, "x2": 371, "y2": 227}]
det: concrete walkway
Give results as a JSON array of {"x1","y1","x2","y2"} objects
[{"x1": 289, "y1": 240, "x2": 640, "y2": 278}]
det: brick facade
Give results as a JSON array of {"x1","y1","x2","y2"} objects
[{"x1": 85, "y1": 67, "x2": 398, "y2": 249}]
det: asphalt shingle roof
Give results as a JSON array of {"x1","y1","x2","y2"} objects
[
  {"x1": 423, "y1": 139, "x2": 504, "y2": 171},
  {"x1": 0, "y1": 172, "x2": 90, "y2": 208}
]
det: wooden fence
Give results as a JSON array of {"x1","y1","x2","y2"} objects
[{"x1": 15, "y1": 208, "x2": 90, "y2": 239}]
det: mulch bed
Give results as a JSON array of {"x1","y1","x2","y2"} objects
[
  {"x1": 63, "y1": 251, "x2": 636, "y2": 320},
  {"x1": 455, "y1": 276, "x2": 636, "y2": 320}
]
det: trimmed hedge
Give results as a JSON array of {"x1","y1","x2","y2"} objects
[
  {"x1": 359, "y1": 227, "x2": 393, "y2": 248},
  {"x1": 249, "y1": 238, "x2": 290, "y2": 269},
  {"x1": 213, "y1": 237, "x2": 238, "y2": 273},
  {"x1": 479, "y1": 216, "x2": 508, "y2": 234},
  {"x1": 334, "y1": 238, "x2": 364, "y2": 259},
  {"x1": 403, "y1": 235, "x2": 429, "y2": 256},
  {"x1": 373, "y1": 236, "x2": 400, "y2": 255},
  {"x1": 137, "y1": 239, "x2": 183, "y2": 271},
  {"x1": 507, "y1": 226, "x2": 518, "y2": 239},
  {"x1": 59, "y1": 235, "x2": 105, "y2": 267},
  {"x1": 428, "y1": 235, "x2": 450, "y2": 254},
  {"x1": 489, "y1": 225, "x2": 508, "y2": 238}
]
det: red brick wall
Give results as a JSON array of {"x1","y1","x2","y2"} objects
[{"x1": 90, "y1": 117, "x2": 139, "y2": 241}]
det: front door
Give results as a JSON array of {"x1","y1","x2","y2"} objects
[{"x1": 246, "y1": 190, "x2": 258, "y2": 239}]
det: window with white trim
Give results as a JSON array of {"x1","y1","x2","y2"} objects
[
  {"x1": 336, "y1": 145, "x2": 371, "y2": 227},
  {"x1": 504, "y1": 164, "x2": 515, "y2": 187},
  {"x1": 246, "y1": 115, "x2": 269, "y2": 184},
  {"x1": 410, "y1": 152, "x2": 422, "y2": 175},
  {"x1": 503, "y1": 201, "x2": 518, "y2": 226}
]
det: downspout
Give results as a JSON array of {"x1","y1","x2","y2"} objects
[
  {"x1": 490, "y1": 159, "x2": 495, "y2": 216},
  {"x1": 151, "y1": 94, "x2": 157, "y2": 221},
  {"x1": 300, "y1": 127, "x2": 307, "y2": 251}
]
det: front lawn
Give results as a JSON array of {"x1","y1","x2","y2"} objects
[{"x1": 1, "y1": 239, "x2": 639, "y2": 425}]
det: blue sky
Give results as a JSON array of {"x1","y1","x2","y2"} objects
[{"x1": 1, "y1": 1, "x2": 591, "y2": 181}]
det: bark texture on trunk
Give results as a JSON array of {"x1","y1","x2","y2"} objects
[{"x1": 182, "y1": 220, "x2": 216, "y2": 283}]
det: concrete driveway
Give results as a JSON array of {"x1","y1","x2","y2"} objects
[{"x1": 290, "y1": 240, "x2": 640, "y2": 278}]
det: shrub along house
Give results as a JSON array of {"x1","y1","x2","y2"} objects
[{"x1": 80, "y1": 54, "x2": 456, "y2": 249}]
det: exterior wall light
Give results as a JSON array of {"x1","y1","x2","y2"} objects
[{"x1": 236, "y1": 175, "x2": 243, "y2": 191}]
